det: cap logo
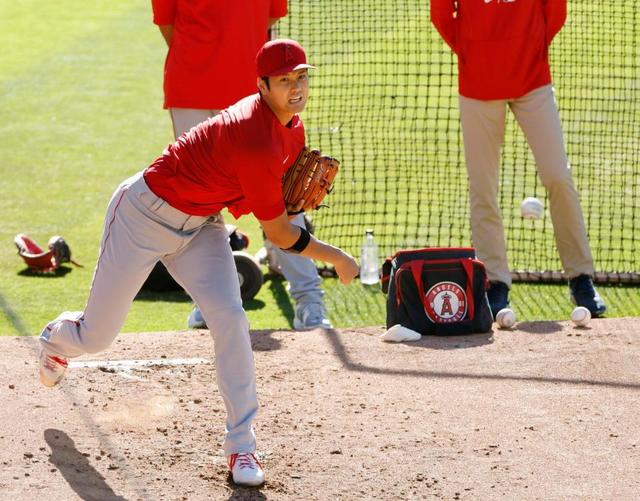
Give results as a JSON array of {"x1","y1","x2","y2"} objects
[{"x1": 284, "y1": 44, "x2": 294, "y2": 63}]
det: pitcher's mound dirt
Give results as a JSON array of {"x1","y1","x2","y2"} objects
[{"x1": 0, "y1": 318, "x2": 638, "y2": 500}]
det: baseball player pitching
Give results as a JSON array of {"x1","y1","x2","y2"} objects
[
  {"x1": 430, "y1": 0, "x2": 606, "y2": 319},
  {"x1": 37, "y1": 39, "x2": 359, "y2": 487}
]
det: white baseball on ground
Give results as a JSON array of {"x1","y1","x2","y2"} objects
[
  {"x1": 496, "y1": 308, "x2": 516, "y2": 329},
  {"x1": 495, "y1": 308, "x2": 516, "y2": 329},
  {"x1": 520, "y1": 197, "x2": 544, "y2": 219},
  {"x1": 571, "y1": 306, "x2": 591, "y2": 327}
]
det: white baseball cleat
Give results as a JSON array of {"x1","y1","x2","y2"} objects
[
  {"x1": 39, "y1": 349, "x2": 69, "y2": 387},
  {"x1": 228, "y1": 453, "x2": 265, "y2": 486}
]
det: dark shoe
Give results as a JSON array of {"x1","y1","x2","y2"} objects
[
  {"x1": 487, "y1": 281, "x2": 510, "y2": 319},
  {"x1": 569, "y1": 274, "x2": 606, "y2": 317}
]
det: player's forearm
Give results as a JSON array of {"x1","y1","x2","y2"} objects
[
  {"x1": 298, "y1": 236, "x2": 347, "y2": 266},
  {"x1": 543, "y1": 0, "x2": 567, "y2": 44},
  {"x1": 158, "y1": 24, "x2": 174, "y2": 46},
  {"x1": 261, "y1": 216, "x2": 346, "y2": 268},
  {"x1": 430, "y1": 0, "x2": 458, "y2": 53}
]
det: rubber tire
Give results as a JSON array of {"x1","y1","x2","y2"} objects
[
  {"x1": 233, "y1": 251, "x2": 264, "y2": 301},
  {"x1": 142, "y1": 262, "x2": 182, "y2": 292}
]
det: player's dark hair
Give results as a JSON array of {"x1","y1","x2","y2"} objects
[{"x1": 261, "y1": 76, "x2": 270, "y2": 90}]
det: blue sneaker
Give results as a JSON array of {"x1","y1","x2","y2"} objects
[
  {"x1": 487, "y1": 281, "x2": 510, "y2": 319},
  {"x1": 569, "y1": 275, "x2": 606, "y2": 317},
  {"x1": 187, "y1": 306, "x2": 207, "y2": 329},
  {"x1": 293, "y1": 302, "x2": 333, "y2": 330}
]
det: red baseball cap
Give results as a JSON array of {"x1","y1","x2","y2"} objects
[{"x1": 256, "y1": 39, "x2": 315, "y2": 77}]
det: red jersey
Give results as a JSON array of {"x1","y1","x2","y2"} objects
[
  {"x1": 144, "y1": 93, "x2": 305, "y2": 220},
  {"x1": 151, "y1": 0, "x2": 288, "y2": 109},
  {"x1": 430, "y1": 0, "x2": 566, "y2": 100}
]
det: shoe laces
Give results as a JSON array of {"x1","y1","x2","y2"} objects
[
  {"x1": 44, "y1": 355, "x2": 68, "y2": 371},
  {"x1": 300, "y1": 303, "x2": 327, "y2": 323},
  {"x1": 229, "y1": 453, "x2": 261, "y2": 471}
]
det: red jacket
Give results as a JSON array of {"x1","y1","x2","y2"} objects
[
  {"x1": 152, "y1": 0, "x2": 288, "y2": 109},
  {"x1": 430, "y1": 0, "x2": 566, "y2": 100}
]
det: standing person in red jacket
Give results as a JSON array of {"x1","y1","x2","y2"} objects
[
  {"x1": 430, "y1": 0, "x2": 606, "y2": 318},
  {"x1": 152, "y1": 0, "x2": 333, "y2": 331}
]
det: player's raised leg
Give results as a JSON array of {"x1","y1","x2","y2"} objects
[{"x1": 38, "y1": 174, "x2": 199, "y2": 386}]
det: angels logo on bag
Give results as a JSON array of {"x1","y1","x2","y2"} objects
[{"x1": 425, "y1": 281, "x2": 467, "y2": 323}]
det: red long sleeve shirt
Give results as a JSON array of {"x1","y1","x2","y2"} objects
[
  {"x1": 430, "y1": 0, "x2": 566, "y2": 100},
  {"x1": 151, "y1": 0, "x2": 288, "y2": 109}
]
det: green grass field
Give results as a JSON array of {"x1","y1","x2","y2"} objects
[{"x1": 0, "y1": 0, "x2": 638, "y2": 337}]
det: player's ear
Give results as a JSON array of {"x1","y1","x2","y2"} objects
[{"x1": 257, "y1": 76, "x2": 269, "y2": 94}]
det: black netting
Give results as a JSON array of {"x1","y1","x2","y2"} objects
[{"x1": 278, "y1": 0, "x2": 639, "y2": 282}]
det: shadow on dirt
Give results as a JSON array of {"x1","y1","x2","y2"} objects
[
  {"x1": 45, "y1": 429, "x2": 126, "y2": 501},
  {"x1": 225, "y1": 472, "x2": 267, "y2": 500},
  {"x1": 517, "y1": 321, "x2": 564, "y2": 334},
  {"x1": 324, "y1": 329, "x2": 640, "y2": 390},
  {"x1": 251, "y1": 330, "x2": 284, "y2": 352}
]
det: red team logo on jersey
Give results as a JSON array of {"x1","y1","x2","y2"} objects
[{"x1": 424, "y1": 281, "x2": 467, "y2": 323}]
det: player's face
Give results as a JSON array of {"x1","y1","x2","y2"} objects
[{"x1": 259, "y1": 69, "x2": 309, "y2": 124}]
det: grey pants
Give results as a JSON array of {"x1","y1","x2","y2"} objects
[
  {"x1": 40, "y1": 173, "x2": 258, "y2": 455},
  {"x1": 459, "y1": 85, "x2": 594, "y2": 286},
  {"x1": 171, "y1": 108, "x2": 323, "y2": 305}
]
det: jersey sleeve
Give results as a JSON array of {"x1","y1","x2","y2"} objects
[
  {"x1": 430, "y1": 0, "x2": 458, "y2": 54},
  {"x1": 236, "y1": 154, "x2": 286, "y2": 220},
  {"x1": 151, "y1": 0, "x2": 177, "y2": 25},
  {"x1": 542, "y1": 0, "x2": 567, "y2": 44},
  {"x1": 270, "y1": 0, "x2": 288, "y2": 19}
]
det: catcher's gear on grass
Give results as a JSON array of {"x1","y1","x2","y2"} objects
[
  {"x1": 14, "y1": 234, "x2": 82, "y2": 273},
  {"x1": 283, "y1": 147, "x2": 339, "y2": 214}
]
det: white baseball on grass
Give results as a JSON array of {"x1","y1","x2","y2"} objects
[
  {"x1": 571, "y1": 306, "x2": 591, "y2": 327},
  {"x1": 520, "y1": 197, "x2": 544, "y2": 220},
  {"x1": 495, "y1": 308, "x2": 516, "y2": 329}
]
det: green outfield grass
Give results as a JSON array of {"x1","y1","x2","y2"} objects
[{"x1": 0, "y1": 0, "x2": 638, "y2": 336}]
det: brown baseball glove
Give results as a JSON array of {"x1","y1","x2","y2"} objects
[
  {"x1": 14, "y1": 233, "x2": 82, "y2": 273},
  {"x1": 282, "y1": 147, "x2": 340, "y2": 215}
]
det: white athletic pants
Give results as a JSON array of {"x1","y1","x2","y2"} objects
[
  {"x1": 170, "y1": 108, "x2": 323, "y2": 306},
  {"x1": 459, "y1": 85, "x2": 594, "y2": 286},
  {"x1": 40, "y1": 172, "x2": 258, "y2": 455}
]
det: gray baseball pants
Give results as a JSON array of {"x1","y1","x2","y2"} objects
[
  {"x1": 171, "y1": 108, "x2": 323, "y2": 306},
  {"x1": 458, "y1": 84, "x2": 594, "y2": 286},
  {"x1": 40, "y1": 172, "x2": 258, "y2": 455}
]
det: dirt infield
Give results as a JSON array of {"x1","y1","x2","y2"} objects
[{"x1": 0, "y1": 319, "x2": 639, "y2": 500}]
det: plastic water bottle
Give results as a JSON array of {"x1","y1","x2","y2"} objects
[{"x1": 360, "y1": 229, "x2": 380, "y2": 285}]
